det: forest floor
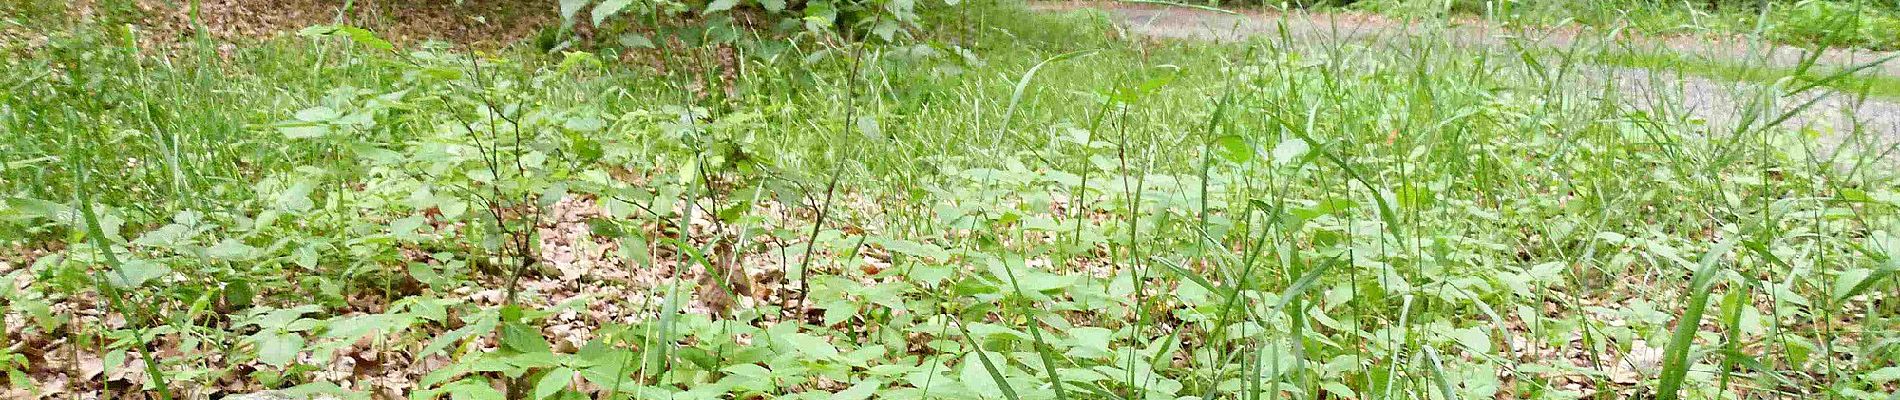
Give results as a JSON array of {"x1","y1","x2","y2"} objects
[{"x1": 6, "y1": 1, "x2": 1900, "y2": 399}]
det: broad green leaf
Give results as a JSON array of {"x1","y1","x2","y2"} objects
[
  {"x1": 536, "y1": 367, "x2": 575, "y2": 399},
  {"x1": 723, "y1": 364, "x2": 771, "y2": 381},
  {"x1": 299, "y1": 25, "x2": 392, "y2": 51},
  {"x1": 133, "y1": 223, "x2": 190, "y2": 244},
  {"x1": 1321, "y1": 382, "x2": 1356, "y2": 399},
  {"x1": 448, "y1": 378, "x2": 506, "y2": 400},
  {"x1": 1869, "y1": 367, "x2": 1900, "y2": 383},
  {"x1": 1449, "y1": 327, "x2": 1491, "y2": 354},
  {"x1": 1270, "y1": 138, "x2": 1309, "y2": 166},
  {"x1": 834, "y1": 378, "x2": 881, "y2": 400},
  {"x1": 617, "y1": 33, "x2": 654, "y2": 48},
  {"x1": 324, "y1": 313, "x2": 410, "y2": 340},
  {"x1": 560, "y1": 0, "x2": 590, "y2": 23},
  {"x1": 502, "y1": 322, "x2": 552, "y2": 354},
  {"x1": 591, "y1": 0, "x2": 632, "y2": 25},
  {"x1": 389, "y1": 215, "x2": 426, "y2": 239},
  {"x1": 872, "y1": 19, "x2": 899, "y2": 42},
  {"x1": 107, "y1": 260, "x2": 170, "y2": 288},
  {"x1": 872, "y1": 237, "x2": 948, "y2": 260},
  {"x1": 886, "y1": 0, "x2": 914, "y2": 13},
  {"x1": 785, "y1": 332, "x2": 838, "y2": 359},
  {"x1": 705, "y1": 0, "x2": 739, "y2": 13},
  {"x1": 1065, "y1": 327, "x2": 1114, "y2": 359},
  {"x1": 505, "y1": 351, "x2": 560, "y2": 369},
  {"x1": 206, "y1": 238, "x2": 259, "y2": 261},
  {"x1": 760, "y1": 0, "x2": 786, "y2": 12},
  {"x1": 294, "y1": 106, "x2": 339, "y2": 122},
  {"x1": 339, "y1": 26, "x2": 393, "y2": 50},
  {"x1": 564, "y1": 115, "x2": 606, "y2": 132},
  {"x1": 3, "y1": 197, "x2": 75, "y2": 223},
  {"x1": 1212, "y1": 134, "x2": 1253, "y2": 164},
  {"x1": 857, "y1": 116, "x2": 882, "y2": 139},
  {"x1": 279, "y1": 124, "x2": 330, "y2": 139},
  {"x1": 254, "y1": 331, "x2": 305, "y2": 367},
  {"x1": 1832, "y1": 267, "x2": 1895, "y2": 304}
]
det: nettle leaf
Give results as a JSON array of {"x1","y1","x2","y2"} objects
[
  {"x1": 245, "y1": 305, "x2": 323, "y2": 330},
  {"x1": 1449, "y1": 327, "x2": 1491, "y2": 354},
  {"x1": 617, "y1": 33, "x2": 654, "y2": 49},
  {"x1": 834, "y1": 378, "x2": 881, "y2": 400},
  {"x1": 340, "y1": 27, "x2": 394, "y2": 51},
  {"x1": 295, "y1": 106, "x2": 340, "y2": 122},
  {"x1": 107, "y1": 260, "x2": 171, "y2": 288},
  {"x1": 1869, "y1": 366, "x2": 1900, "y2": 383},
  {"x1": 857, "y1": 116, "x2": 883, "y2": 139},
  {"x1": 886, "y1": 0, "x2": 915, "y2": 13},
  {"x1": 253, "y1": 330, "x2": 305, "y2": 367},
  {"x1": 535, "y1": 367, "x2": 575, "y2": 399},
  {"x1": 278, "y1": 124, "x2": 330, "y2": 139},
  {"x1": 389, "y1": 215, "x2": 427, "y2": 240},
  {"x1": 759, "y1": 0, "x2": 786, "y2": 13},
  {"x1": 502, "y1": 322, "x2": 553, "y2": 354},
  {"x1": 784, "y1": 332, "x2": 839, "y2": 359},
  {"x1": 590, "y1": 0, "x2": 632, "y2": 25},
  {"x1": 1270, "y1": 138, "x2": 1309, "y2": 165},
  {"x1": 1065, "y1": 327, "x2": 1114, "y2": 359},
  {"x1": 957, "y1": 351, "x2": 1005, "y2": 394},
  {"x1": 705, "y1": 0, "x2": 740, "y2": 14},
  {"x1": 324, "y1": 313, "x2": 412, "y2": 340},
  {"x1": 560, "y1": 0, "x2": 590, "y2": 24},
  {"x1": 505, "y1": 351, "x2": 561, "y2": 369},
  {"x1": 206, "y1": 238, "x2": 260, "y2": 261},
  {"x1": 872, "y1": 19, "x2": 900, "y2": 42},
  {"x1": 3, "y1": 197, "x2": 76, "y2": 224},
  {"x1": 447, "y1": 378, "x2": 506, "y2": 400},
  {"x1": 132, "y1": 223, "x2": 190, "y2": 248},
  {"x1": 563, "y1": 115, "x2": 606, "y2": 132},
  {"x1": 872, "y1": 237, "x2": 949, "y2": 261},
  {"x1": 1212, "y1": 134, "x2": 1253, "y2": 164}
]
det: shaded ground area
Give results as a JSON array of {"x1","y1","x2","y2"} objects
[
  {"x1": 2, "y1": 0, "x2": 552, "y2": 52},
  {"x1": 1035, "y1": 2, "x2": 1900, "y2": 160}
]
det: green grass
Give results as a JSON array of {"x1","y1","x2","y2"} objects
[
  {"x1": 1595, "y1": 49, "x2": 1900, "y2": 100},
  {"x1": 1349, "y1": 0, "x2": 1900, "y2": 51},
  {"x1": 2, "y1": 2, "x2": 1899, "y2": 399}
]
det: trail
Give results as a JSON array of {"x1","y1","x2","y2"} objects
[{"x1": 1034, "y1": 2, "x2": 1900, "y2": 162}]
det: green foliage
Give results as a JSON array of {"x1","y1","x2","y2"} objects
[
  {"x1": 1349, "y1": 0, "x2": 1900, "y2": 50},
  {"x1": 3, "y1": 2, "x2": 1899, "y2": 399},
  {"x1": 1769, "y1": 0, "x2": 1900, "y2": 50},
  {"x1": 558, "y1": 0, "x2": 926, "y2": 48}
]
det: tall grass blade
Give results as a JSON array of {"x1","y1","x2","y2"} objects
[{"x1": 1657, "y1": 240, "x2": 1737, "y2": 400}]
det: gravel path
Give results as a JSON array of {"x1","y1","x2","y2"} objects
[{"x1": 1034, "y1": 2, "x2": 1900, "y2": 161}]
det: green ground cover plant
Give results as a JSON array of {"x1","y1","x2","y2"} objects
[
  {"x1": 1347, "y1": 0, "x2": 1900, "y2": 51},
  {"x1": 1, "y1": 0, "x2": 1897, "y2": 399}
]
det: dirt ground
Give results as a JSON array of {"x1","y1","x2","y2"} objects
[
  {"x1": 1033, "y1": 2, "x2": 1900, "y2": 162},
  {"x1": 60, "y1": 0, "x2": 554, "y2": 50}
]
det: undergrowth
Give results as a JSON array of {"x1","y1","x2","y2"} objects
[{"x1": 1, "y1": 1, "x2": 1897, "y2": 399}]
